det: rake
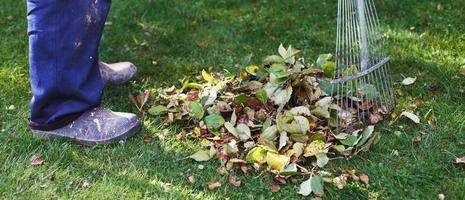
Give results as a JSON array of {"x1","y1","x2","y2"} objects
[{"x1": 331, "y1": 0, "x2": 395, "y2": 131}]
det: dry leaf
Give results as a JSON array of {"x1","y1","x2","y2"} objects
[
  {"x1": 217, "y1": 167, "x2": 227, "y2": 175},
  {"x1": 228, "y1": 175, "x2": 241, "y2": 187},
  {"x1": 359, "y1": 174, "x2": 369, "y2": 185},
  {"x1": 143, "y1": 136, "x2": 153, "y2": 143},
  {"x1": 188, "y1": 175, "x2": 196, "y2": 183},
  {"x1": 271, "y1": 183, "x2": 281, "y2": 192},
  {"x1": 401, "y1": 77, "x2": 417, "y2": 86},
  {"x1": 415, "y1": 99, "x2": 426, "y2": 106},
  {"x1": 240, "y1": 164, "x2": 250, "y2": 174},
  {"x1": 208, "y1": 181, "x2": 222, "y2": 190},
  {"x1": 31, "y1": 155, "x2": 45, "y2": 166},
  {"x1": 413, "y1": 136, "x2": 422, "y2": 143},
  {"x1": 438, "y1": 193, "x2": 445, "y2": 200},
  {"x1": 333, "y1": 175, "x2": 347, "y2": 189},
  {"x1": 369, "y1": 114, "x2": 383, "y2": 124},
  {"x1": 400, "y1": 111, "x2": 420, "y2": 124},
  {"x1": 455, "y1": 156, "x2": 465, "y2": 164},
  {"x1": 81, "y1": 181, "x2": 91, "y2": 189},
  {"x1": 437, "y1": 3, "x2": 444, "y2": 11}
]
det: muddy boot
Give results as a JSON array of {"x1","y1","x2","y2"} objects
[
  {"x1": 99, "y1": 62, "x2": 137, "y2": 84},
  {"x1": 31, "y1": 107, "x2": 141, "y2": 146}
]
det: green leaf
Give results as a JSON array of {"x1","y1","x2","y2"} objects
[
  {"x1": 245, "y1": 147, "x2": 267, "y2": 163},
  {"x1": 188, "y1": 101, "x2": 204, "y2": 119},
  {"x1": 289, "y1": 106, "x2": 311, "y2": 116},
  {"x1": 280, "y1": 163, "x2": 300, "y2": 176},
  {"x1": 311, "y1": 107, "x2": 330, "y2": 119},
  {"x1": 260, "y1": 125, "x2": 278, "y2": 141},
  {"x1": 339, "y1": 135, "x2": 358, "y2": 146},
  {"x1": 269, "y1": 64, "x2": 288, "y2": 79},
  {"x1": 204, "y1": 114, "x2": 225, "y2": 130},
  {"x1": 333, "y1": 145, "x2": 346, "y2": 153},
  {"x1": 224, "y1": 122, "x2": 239, "y2": 137},
  {"x1": 293, "y1": 142, "x2": 305, "y2": 157},
  {"x1": 236, "y1": 123, "x2": 252, "y2": 141},
  {"x1": 294, "y1": 116, "x2": 310, "y2": 134},
  {"x1": 223, "y1": 140, "x2": 239, "y2": 154},
  {"x1": 298, "y1": 177, "x2": 312, "y2": 196},
  {"x1": 234, "y1": 94, "x2": 250, "y2": 105},
  {"x1": 270, "y1": 85, "x2": 293, "y2": 107},
  {"x1": 357, "y1": 125, "x2": 374, "y2": 147},
  {"x1": 322, "y1": 61, "x2": 335, "y2": 78},
  {"x1": 148, "y1": 105, "x2": 168, "y2": 116},
  {"x1": 278, "y1": 44, "x2": 287, "y2": 58},
  {"x1": 317, "y1": 80, "x2": 335, "y2": 95},
  {"x1": 316, "y1": 54, "x2": 333, "y2": 68},
  {"x1": 358, "y1": 84, "x2": 377, "y2": 100},
  {"x1": 256, "y1": 89, "x2": 268, "y2": 105},
  {"x1": 264, "y1": 55, "x2": 284, "y2": 65},
  {"x1": 316, "y1": 153, "x2": 329, "y2": 168},
  {"x1": 265, "y1": 152, "x2": 290, "y2": 171},
  {"x1": 311, "y1": 175, "x2": 324, "y2": 196},
  {"x1": 298, "y1": 175, "x2": 325, "y2": 197},
  {"x1": 289, "y1": 133, "x2": 309, "y2": 143},
  {"x1": 278, "y1": 131, "x2": 288, "y2": 150}
]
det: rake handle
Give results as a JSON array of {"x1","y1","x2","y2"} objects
[{"x1": 357, "y1": 0, "x2": 370, "y2": 71}]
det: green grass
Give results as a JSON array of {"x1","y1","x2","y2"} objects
[{"x1": 1, "y1": 0, "x2": 465, "y2": 199}]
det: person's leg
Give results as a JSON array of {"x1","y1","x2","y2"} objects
[
  {"x1": 27, "y1": 0, "x2": 141, "y2": 145},
  {"x1": 27, "y1": 0, "x2": 110, "y2": 130}
]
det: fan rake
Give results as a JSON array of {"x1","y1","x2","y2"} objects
[{"x1": 331, "y1": 0, "x2": 395, "y2": 131}]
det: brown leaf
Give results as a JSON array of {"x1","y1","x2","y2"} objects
[
  {"x1": 359, "y1": 174, "x2": 369, "y2": 185},
  {"x1": 461, "y1": 68, "x2": 465, "y2": 76},
  {"x1": 273, "y1": 175, "x2": 287, "y2": 185},
  {"x1": 217, "y1": 167, "x2": 228, "y2": 175},
  {"x1": 436, "y1": 3, "x2": 444, "y2": 11},
  {"x1": 143, "y1": 136, "x2": 153, "y2": 144},
  {"x1": 128, "y1": 94, "x2": 139, "y2": 108},
  {"x1": 413, "y1": 136, "x2": 422, "y2": 143},
  {"x1": 240, "y1": 164, "x2": 250, "y2": 174},
  {"x1": 415, "y1": 99, "x2": 426, "y2": 106},
  {"x1": 31, "y1": 155, "x2": 45, "y2": 166},
  {"x1": 187, "y1": 90, "x2": 200, "y2": 101},
  {"x1": 246, "y1": 98, "x2": 262, "y2": 111},
  {"x1": 228, "y1": 175, "x2": 241, "y2": 187},
  {"x1": 191, "y1": 19, "x2": 198, "y2": 26},
  {"x1": 207, "y1": 181, "x2": 221, "y2": 190},
  {"x1": 188, "y1": 175, "x2": 196, "y2": 183},
  {"x1": 420, "y1": 131, "x2": 428, "y2": 137},
  {"x1": 455, "y1": 156, "x2": 465, "y2": 164},
  {"x1": 271, "y1": 183, "x2": 281, "y2": 192},
  {"x1": 369, "y1": 113, "x2": 383, "y2": 124}
]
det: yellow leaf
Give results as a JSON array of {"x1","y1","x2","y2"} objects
[
  {"x1": 245, "y1": 147, "x2": 267, "y2": 163},
  {"x1": 246, "y1": 65, "x2": 260, "y2": 75},
  {"x1": 304, "y1": 140, "x2": 325, "y2": 157},
  {"x1": 265, "y1": 152, "x2": 290, "y2": 171},
  {"x1": 202, "y1": 70, "x2": 216, "y2": 84}
]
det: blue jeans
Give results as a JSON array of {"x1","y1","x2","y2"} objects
[{"x1": 27, "y1": 0, "x2": 111, "y2": 130}]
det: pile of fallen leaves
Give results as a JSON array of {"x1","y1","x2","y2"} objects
[{"x1": 146, "y1": 45, "x2": 382, "y2": 197}]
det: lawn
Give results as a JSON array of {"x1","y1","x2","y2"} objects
[{"x1": 1, "y1": 0, "x2": 465, "y2": 199}]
